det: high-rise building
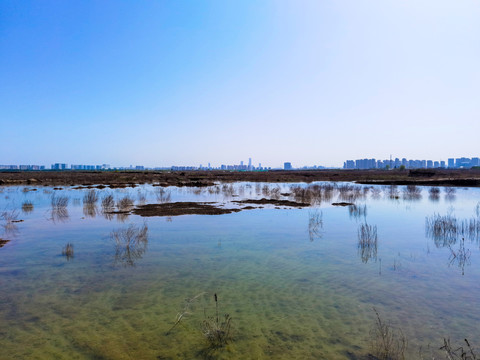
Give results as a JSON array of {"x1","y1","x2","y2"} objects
[{"x1": 284, "y1": 162, "x2": 292, "y2": 170}]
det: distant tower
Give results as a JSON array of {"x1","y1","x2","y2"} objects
[{"x1": 248, "y1": 158, "x2": 252, "y2": 171}]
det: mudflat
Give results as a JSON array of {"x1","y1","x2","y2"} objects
[{"x1": 1, "y1": 169, "x2": 480, "y2": 187}]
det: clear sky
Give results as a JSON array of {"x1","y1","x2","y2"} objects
[{"x1": 1, "y1": 1, "x2": 479, "y2": 168}]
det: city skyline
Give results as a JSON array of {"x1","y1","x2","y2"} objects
[
  {"x1": 1, "y1": 1, "x2": 479, "y2": 167},
  {"x1": 2, "y1": 154, "x2": 480, "y2": 171}
]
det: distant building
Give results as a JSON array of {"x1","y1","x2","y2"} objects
[
  {"x1": 344, "y1": 160, "x2": 355, "y2": 169},
  {"x1": 284, "y1": 162, "x2": 292, "y2": 170},
  {"x1": 52, "y1": 163, "x2": 68, "y2": 170}
]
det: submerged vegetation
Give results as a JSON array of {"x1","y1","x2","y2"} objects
[
  {"x1": 370, "y1": 308, "x2": 407, "y2": 360},
  {"x1": 440, "y1": 338, "x2": 477, "y2": 360}
]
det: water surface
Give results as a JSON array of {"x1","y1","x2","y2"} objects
[{"x1": 0, "y1": 183, "x2": 479, "y2": 359}]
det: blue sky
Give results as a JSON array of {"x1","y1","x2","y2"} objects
[{"x1": 1, "y1": 1, "x2": 479, "y2": 168}]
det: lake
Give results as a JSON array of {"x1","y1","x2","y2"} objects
[{"x1": 0, "y1": 182, "x2": 479, "y2": 359}]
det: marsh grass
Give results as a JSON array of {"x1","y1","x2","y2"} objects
[
  {"x1": 426, "y1": 211, "x2": 480, "y2": 246},
  {"x1": 154, "y1": 188, "x2": 171, "y2": 203},
  {"x1": 83, "y1": 204, "x2": 97, "y2": 218},
  {"x1": 61, "y1": 243, "x2": 74, "y2": 260},
  {"x1": 51, "y1": 194, "x2": 69, "y2": 209},
  {"x1": 349, "y1": 204, "x2": 367, "y2": 221},
  {"x1": 429, "y1": 187, "x2": 441, "y2": 201},
  {"x1": 0, "y1": 209, "x2": 20, "y2": 232},
  {"x1": 137, "y1": 190, "x2": 147, "y2": 204},
  {"x1": 387, "y1": 185, "x2": 400, "y2": 199},
  {"x1": 448, "y1": 238, "x2": 471, "y2": 275},
  {"x1": 337, "y1": 184, "x2": 364, "y2": 202},
  {"x1": 370, "y1": 308, "x2": 407, "y2": 360},
  {"x1": 110, "y1": 222, "x2": 148, "y2": 266},
  {"x1": 402, "y1": 185, "x2": 422, "y2": 201},
  {"x1": 425, "y1": 214, "x2": 458, "y2": 247},
  {"x1": 201, "y1": 293, "x2": 232, "y2": 349},
  {"x1": 21, "y1": 200, "x2": 34, "y2": 213},
  {"x1": 308, "y1": 209, "x2": 323, "y2": 242},
  {"x1": 101, "y1": 194, "x2": 115, "y2": 211},
  {"x1": 49, "y1": 195, "x2": 69, "y2": 222},
  {"x1": 116, "y1": 196, "x2": 134, "y2": 212},
  {"x1": 371, "y1": 187, "x2": 382, "y2": 198},
  {"x1": 83, "y1": 190, "x2": 98, "y2": 205},
  {"x1": 445, "y1": 187, "x2": 457, "y2": 196},
  {"x1": 358, "y1": 223, "x2": 378, "y2": 263},
  {"x1": 270, "y1": 186, "x2": 281, "y2": 199}
]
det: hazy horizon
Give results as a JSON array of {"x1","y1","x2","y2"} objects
[{"x1": 1, "y1": 1, "x2": 479, "y2": 168}]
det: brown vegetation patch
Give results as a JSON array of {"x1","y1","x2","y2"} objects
[
  {"x1": 233, "y1": 198, "x2": 309, "y2": 207},
  {"x1": 130, "y1": 202, "x2": 242, "y2": 217},
  {"x1": 332, "y1": 202, "x2": 355, "y2": 206}
]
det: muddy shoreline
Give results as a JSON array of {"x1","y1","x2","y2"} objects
[{"x1": 1, "y1": 169, "x2": 480, "y2": 187}]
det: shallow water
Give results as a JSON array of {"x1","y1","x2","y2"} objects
[{"x1": 0, "y1": 183, "x2": 479, "y2": 359}]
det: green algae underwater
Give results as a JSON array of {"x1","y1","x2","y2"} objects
[{"x1": 0, "y1": 183, "x2": 479, "y2": 359}]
